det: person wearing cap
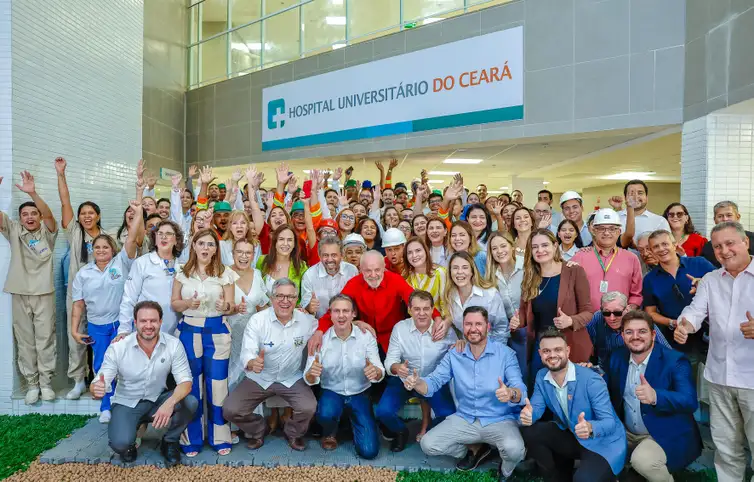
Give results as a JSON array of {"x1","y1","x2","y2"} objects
[
  {"x1": 300, "y1": 236, "x2": 358, "y2": 319},
  {"x1": 383, "y1": 227, "x2": 407, "y2": 274},
  {"x1": 394, "y1": 183, "x2": 409, "y2": 207},
  {"x1": 559, "y1": 191, "x2": 592, "y2": 246},
  {"x1": 571, "y1": 208, "x2": 643, "y2": 312},
  {"x1": 342, "y1": 233, "x2": 367, "y2": 269},
  {"x1": 218, "y1": 183, "x2": 227, "y2": 201},
  {"x1": 212, "y1": 201, "x2": 232, "y2": 238},
  {"x1": 344, "y1": 179, "x2": 359, "y2": 203},
  {"x1": 359, "y1": 183, "x2": 374, "y2": 207},
  {"x1": 610, "y1": 180, "x2": 670, "y2": 248}
]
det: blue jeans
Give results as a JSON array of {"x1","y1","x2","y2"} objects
[
  {"x1": 375, "y1": 376, "x2": 456, "y2": 435},
  {"x1": 89, "y1": 321, "x2": 119, "y2": 412},
  {"x1": 316, "y1": 389, "x2": 380, "y2": 459}
]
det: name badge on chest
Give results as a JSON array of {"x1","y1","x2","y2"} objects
[{"x1": 599, "y1": 280, "x2": 609, "y2": 293}]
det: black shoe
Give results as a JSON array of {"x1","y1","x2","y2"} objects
[
  {"x1": 160, "y1": 440, "x2": 181, "y2": 468},
  {"x1": 390, "y1": 430, "x2": 409, "y2": 452},
  {"x1": 121, "y1": 445, "x2": 137, "y2": 463},
  {"x1": 456, "y1": 444, "x2": 492, "y2": 471},
  {"x1": 379, "y1": 423, "x2": 396, "y2": 441}
]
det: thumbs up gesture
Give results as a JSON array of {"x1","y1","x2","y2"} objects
[
  {"x1": 404, "y1": 368, "x2": 419, "y2": 391},
  {"x1": 215, "y1": 291, "x2": 226, "y2": 312},
  {"x1": 686, "y1": 274, "x2": 701, "y2": 295},
  {"x1": 635, "y1": 374, "x2": 657, "y2": 405},
  {"x1": 674, "y1": 317, "x2": 694, "y2": 345},
  {"x1": 307, "y1": 292, "x2": 320, "y2": 315},
  {"x1": 495, "y1": 377, "x2": 513, "y2": 403},
  {"x1": 740, "y1": 311, "x2": 754, "y2": 339},
  {"x1": 574, "y1": 412, "x2": 593, "y2": 440},
  {"x1": 509, "y1": 309, "x2": 521, "y2": 331},
  {"x1": 553, "y1": 307, "x2": 573, "y2": 329},
  {"x1": 392, "y1": 359, "x2": 410, "y2": 379},
  {"x1": 91, "y1": 374, "x2": 106, "y2": 399},
  {"x1": 238, "y1": 296, "x2": 248, "y2": 315},
  {"x1": 364, "y1": 356, "x2": 381, "y2": 381},
  {"x1": 520, "y1": 398, "x2": 533, "y2": 426},
  {"x1": 188, "y1": 291, "x2": 201, "y2": 310},
  {"x1": 248, "y1": 348, "x2": 265, "y2": 373},
  {"x1": 307, "y1": 353, "x2": 323, "y2": 379}
]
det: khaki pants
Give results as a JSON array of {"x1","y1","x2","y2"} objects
[
  {"x1": 708, "y1": 381, "x2": 754, "y2": 482},
  {"x1": 626, "y1": 430, "x2": 673, "y2": 482},
  {"x1": 66, "y1": 291, "x2": 88, "y2": 382},
  {"x1": 12, "y1": 293, "x2": 56, "y2": 387}
]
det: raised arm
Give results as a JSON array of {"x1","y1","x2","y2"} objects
[
  {"x1": 385, "y1": 158, "x2": 398, "y2": 189},
  {"x1": 275, "y1": 162, "x2": 293, "y2": 196},
  {"x1": 302, "y1": 183, "x2": 317, "y2": 251},
  {"x1": 16, "y1": 171, "x2": 57, "y2": 233},
  {"x1": 375, "y1": 161, "x2": 386, "y2": 190},
  {"x1": 124, "y1": 199, "x2": 143, "y2": 259},
  {"x1": 244, "y1": 167, "x2": 266, "y2": 235},
  {"x1": 54, "y1": 157, "x2": 74, "y2": 229},
  {"x1": 169, "y1": 173, "x2": 184, "y2": 223}
]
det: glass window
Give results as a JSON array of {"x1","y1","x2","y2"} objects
[
  {"x1": 230, "y1": 22, "x2": 263, "y2": 74},
  {"x1": 190, "y1": 4, "x2": 200, "y2": 44},
  {"x1": 265, "y1": 0, "x2": 300, "y2": 16},
  {"x1": 466, "y1": 0, "x2": 513, "y2": 12},
  {"x1": 402, "y1": 0, "x2": 464, "y2": 23},
  {"x1": 231, "y1": 0, "x2": 262, "y2": 28},
  {"x1": 347, "y1": 0, "x2": 400, "y2": 40},
  {"x1": 199, "y1": 34, "x2": 229, "y2": 83},
  {"x1": 263, "y1": 7, "x2": 301, "y2": 66},
  {"x1": 189, "y1": 44, "x2": 200, "y2": 87},
  {"x1": 302, "y1": 0, "x2": 346, "y2": 54},
  {"x1": 199, "y1": 0, "x2": 229, "y2": 41}
]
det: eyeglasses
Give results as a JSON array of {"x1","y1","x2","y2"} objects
[
  {"x1": 234, "y1": 250, "x2": 253, "y2": 258},
  {"x1": 340, "y1": 214, "x2": 355, "y2": 222},
  {"x1": 156, "y1": 231, "x2": 176, "y2": 238},
  {"x1": 593, "y1": 226, "x2": 620, "y2": 233},
  {"x1": 274, "y1": 294, "x2": 297, "y2": 302},
  {"x1": 601, "y1": 310, "x2": 623, "y2": 318},
  {"x1": 666, "y1": 212, "x2": 686, "y2": 219}
]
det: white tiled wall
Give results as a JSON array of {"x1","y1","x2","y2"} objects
[
  {"x1": 0, "y1": 0, "x2": 144, "y2": 414},
  {"x1": 680, "y1": 116, "x2": 709, "y2": 235}
]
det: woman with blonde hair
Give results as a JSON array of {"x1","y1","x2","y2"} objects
[
  {"x1": 510, "y1": 207, "x2": 535, "y2": 261},
  {"x1": 171, "y1": 229, "x2": 235, "y2": 456},
  {"x1": 446, "y1": 221, "x2": 487, "y2": 276},
  {"x1": 513, "y1": 229, "x2": 592, "y2": 380},
  {"x1": 220, "y1": 211, "x2": 260, "y2": 266}
]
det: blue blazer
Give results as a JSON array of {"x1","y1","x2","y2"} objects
[
  {"x1": 607, "y1": 345, "x2": 702, "y2": 471},
  {"x1": 531, "y1": 364, "x2": 627, "y2": 475}
]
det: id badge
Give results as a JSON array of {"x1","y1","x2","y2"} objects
[{"x1": 599, "y1": 280, "x2": 609, "y2": 293}]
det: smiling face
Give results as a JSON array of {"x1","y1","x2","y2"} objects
[
  {"x1": 214, "y1": 212, "x2": 230, "y2": 231},
  {"x1": 711, "y1": 226, "x2": 751, "y2": 272},
  {"x1": 92, "y1": 237, "x2": 115, "y2": 264},
  {"x1": 330, "y1": 298, "x2": 355, "y2": 330},
  {"x1": 272, "y1": 283, "x2": 297, "y2": 319},
  {"x1": 359, "y1": 189, "x2": 373, "y2": 206},
  {"x1": 230, "y1": 216, "x2": 248, "y2": 240},
  {"x1": 462, "y1": 311, "x2": 488, "y2": 345},
  {"x1": 155, "y1": 224, "x2": 177, "y2": 251},
  {"x1": 338, "y1": 209, "x2": 356, "y2": 231},
  {"x1": 181, "y1": 190, "x2": 193, "y2": 209},
  {"x1": 194, "y1": 210, "x2": 212, "y2": 231},
  {"x1": 593, "y1": 223, "x2": 621, "y2": 250},
  {"x1": 558, "y1": 222, "x2": 577, "y2": 247},
  {"x1": 513, "y1": 209, "x2": 533, "y2": 234},
  {"x1": 622, "y1": 318, "x2": 654, "y2": 355},
  {"x1": 412, "y1": 216, "x2": 427, "y2": 237},
  {"x1": 19, "y1": 205, "x2": 41, "y2": 232},
  {"x1": 361, "y1": 254, "x2": 386, "y2": 288},
  {"x1": 490, "y1": 235, "x2": 513, "y2": 265},
  {"x1": 269, "y1": 207, "x2": 288, "y2": 230},
  {"x1": 467, "y1": 208, "x2": 487, "y2": 235},
  {"x1": 157, "y1": 201, "x2": 170, "y2": 220},
  {"x1": 539, "y1": 336, "x2": 570, "y2": 371},
  {"x1": 398, "y1": 221, "x2": 412, "y2": 239},
  {"x1": 382, "y1": 189, "x2": 395, "y2": 207},
  {"x1": 233, "y1": 240, "x2": 254, "y2": 269},
  {"x1": 396, "y1": 191, "x2": 408, "y2": 206},
  {"x1": 384, "y1": 208, "x2": 400, "y2": 228},
  {"x1": 320, "y1": 243, "x2": 342, "y2": 275},
  {"x1": 193, "y1": 233, "x2": 217, "y2": 263},
  {"x1": 352, "y1": 203, "x2": 367, "y2": 219},
  {"x1": 450, "y1": 256, "x2": 473, "y2": 288},
  {"x1": 275, "y1": 228, "x2": 295, "y2": 257},
  {"x1": 291, "y1": 211, "x2": 306, "y2": 232},
  {"x1": 665, "y1": 205, "x2": 688, "y2": 231},
  {"x1": 405, "y1": 241, "x2": 427, "y2": 270},
  {"x1": 467, "y1": 193, "x2": 480, "y2": 205},
  {"x1": 450, "y1": 225, "x2": 471, "y2": 252},
  {"x1": 359, "y1": 220, "x2": 377, "y2": 241},
  {"x1": 343, "y1": 245, "x2": 365, "y2": 267},
  {"x1": 561, "y1": 199, "x2": 583, "y2": 223},
  {"x1": 135, "y1": 307, "x2": 162, "y2": 342},
  {"x1": 502, "y1": 204, "x2": 517, "y2": 227},
  {"x1": 142, "y1": 198, "x2": 156, "y2": 215},
  {"x1": 79, "y1": 205, "x2": 100, "y2": 231},
  {"x1": 530, "y1": 233, "x2": 556, "y2": 265},
  {"x1": 426, "y1": 219, "x2": 447, "y2": 246},
  {"x1": 476, "y1": 185, "x2": 487, "y2": 200},
  {"x1": 512, "y1": 190, "x2": 523, "y2": 204},
  {"x1": 428, "y1": 195, "x2": 442, "y2": 213},
  {"x1": 714, "y1": 205, "x2": 741, "y2": 224},
  {"x1": 625, "y1": 183, "x2": 647, "y2": 211},
  {"x1": 648, "y1": 232, "x2": 675, "y2": 264},
  {"x1": 409, "y1": 296, "x2": 433, "y2": 329},
  {"x1": 208, "y1": 185, "x2": 220, "y2": 200}
]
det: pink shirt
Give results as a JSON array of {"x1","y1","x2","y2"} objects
[{"x1": 571, "y1": 247, "x2": 643, "y2": 309}]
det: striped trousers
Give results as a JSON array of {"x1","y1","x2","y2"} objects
[{"x1": 177, "y1": 315, "x2": 232, "y2": 453}]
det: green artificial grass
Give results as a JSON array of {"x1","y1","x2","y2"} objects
[{"x1": 0, "y1": 414, "x2": 91, "y2": 479}]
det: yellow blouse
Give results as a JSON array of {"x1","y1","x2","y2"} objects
[{"x1": 406, "y1": 265, "x2": 447, "y2": 313}]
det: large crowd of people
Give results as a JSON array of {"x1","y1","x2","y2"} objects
[{"x1": 1, "y1": 157, "x2": 752, "y2": 482}]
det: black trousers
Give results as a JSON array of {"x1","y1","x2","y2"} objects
[{"x1": 521, "y1": 421, "x2": 616, "y2": 482}]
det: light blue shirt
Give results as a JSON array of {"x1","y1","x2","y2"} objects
[
  {"x1": 623, "y1": 351, "x2": 651, "y2": 435},
  {"x1": 423, "y1": 339, "x2": 526, "y2": 426},
  {"x1": 71, "y1": 248, "x2": 135, "y2": 325},
  {"x1": 544, "y1": 361, "x2": 577, "y2": 426}
]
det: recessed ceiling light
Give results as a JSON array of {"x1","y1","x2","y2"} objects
[
  {"x1": 427, "y1": 180, "x2": 445, "y2": 184},
  {"x1": 443, "y1": 158, "x2": 483, "y2": 164},
  {"x1": 325, "y1": 16, "x2": 346, "y2": 25},
  {"x1": 428, "y1": 171, "x2": 458, "y2": 176},
  {"x1": 542, "y1": 181, "x2": 550, "y2": 185},
  {"x1": 499, "y1": 186, "x2": 509, "y2": 190},
  {"x1": 602, "y1": 171, "x2": 656, "y2": 180},
  {"x1": 487, "y1": 190, "x2": 503, "y2": 194}
]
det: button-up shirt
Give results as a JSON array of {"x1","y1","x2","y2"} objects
[
  {"x1": 571, "y1": 247, "x2": 643, "y2": 310},
  {"x1": 422, "y1": 339, "x2": 526, "y2": 426},
  {"x1": 586, "y1": 311, "x2": 671, "y2": 370},
  {"x1": 495, "y1": 267, "x2": 524, "y2": 318},
  {"x1": 170, "y1": 188, "x2": 193, "y2": 243},
  {"x1": 623, "y1": 351, "x2": 651, "y2": 435},
  {"x1": 72, "y1": 249, "x2": 135, "y2": 325},
  {"x1": 619, "y1": 209, "x2": 670, "y2": 240},
  {"x1": 300, "y1": 261, "x2": 359, "y2": 318},
  {"x1": 449, "y1": 286, "x2": 509, "y2": 344},
  {"x1": 240, "y1": 306, "x2": 317, "y2": 389},
  {"x1": 174, "y1": 267, "x2": 234, "y2": 318},
  {"x1": 97, "y1": 332, "x2": 192, "y2": 408},
  {"x1": 1, "y1": 212, "x2": 58, "y2": 295},
  {"x1": 544, "y1": 361, "x2": 577, "y2": 426},
  {"x1": 118, "y1": 252, "x2": 180, "y2": 336},
  {"x1": 384, "y1": 317, "x2": 458, "y2": 380},
  {"x1": 679, "y1": 258, "x2": 754, "y2": 389},
  {"x1": 304, "y1": 325, "x2": 384, "y2": 395}
]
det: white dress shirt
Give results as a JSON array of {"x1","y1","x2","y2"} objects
[
  {"x1": 619, "y1": 209, "x2": 670, "y2": 239},
  {"x1": 174, "y1": 267, "x2": 234, "y2": 318},
  {"x1": 240, "y1": 306, "x2": 317, "y2": 389},
  {"x1": 97, "y1": 332, "x2": 192, "y2": 408},
  {"x1": 170, "y1": 188, "x2": 193, "y2": 243},
  {"x1": 449, "y1": 285, "x2": 509, "y2": 344},
  {"x1": 304, "y1": 325, "x2": 384, "y2": 395},
  {"x1": 679, "y1": 259, "x2": 754, "y2": 389},
  {"x1": 383, "y1": 317, "x2": 457, "y2": 380},
  {"x1": 118, "y1": 252, "x2": 180, "y2": 336},
  {"x1": 71, "y1": 248, "x2": 135, "y2": 325},
  {"x1": 300, "y1": 261, "x2": 359, "y2": 318}
]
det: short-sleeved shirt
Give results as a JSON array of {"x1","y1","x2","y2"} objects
[
  {"x1": 175, "y1": 267, "x2": 234, "y2": 318},
  {"x1": 71, "y1": 248, "x2": 135, "y2": 325},
  {"x1": 1, "y1": 212, "x2": 58, "y2": 295},
  {"x1": 66, "y1": 221, "x2": 115, "y2": 287}
]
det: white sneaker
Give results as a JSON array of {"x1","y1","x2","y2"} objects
[
  {"x1": 99, "y1": 410, "x2": 111, "y2": 424},
  {"x1": 65, "y1": 381, "x2": 86, "y2": 400},
  {"x1": 25, "y1": 387, "x2": 40, "y2": 405},
  {"x1": 40, "y1": 386, "x2": 55, "y2": 401}
]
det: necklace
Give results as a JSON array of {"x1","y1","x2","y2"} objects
[{"x1": 538, "y1": 276, "x2": 553, "y2": 296}]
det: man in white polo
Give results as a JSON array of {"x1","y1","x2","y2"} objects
[{"x1": 612, "y1": 180, "x2": 670, "y2": 248}]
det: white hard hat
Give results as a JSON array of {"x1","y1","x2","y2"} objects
[
  {"x1": 381, "y1": 228, "x2": 407, "y2": 248},
  {"x1": 559, "y1": 191, "x2": 582, "y2": 206},
  {"x1": 342, "y1": 233, "x2": 367, "y2": 248},
  {"x1": 593, "y1": 208, "x2": 621, "y2": 226}
]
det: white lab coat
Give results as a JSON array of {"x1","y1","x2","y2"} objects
[{"x1": 118, "y1": 251, "x2": 179, "y2": 336}]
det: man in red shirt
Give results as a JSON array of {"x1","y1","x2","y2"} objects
[
  {"x1": 382, "y1": 228, "x2": 406, "y2": 275},
  {"x1": 308, "y1": 251, "x2": 449, "y2": 355}
]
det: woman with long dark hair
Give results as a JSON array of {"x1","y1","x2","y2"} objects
[
  {"x1": 425, "y1": 217, "x2": 449, "y2": 266},
  {"x1": 356, "y1": 217, "x2": 383, "y2": 255},
  {"x1": 556, "y1": 219, "x2": 584, "y2": 261},
  {"x1": 663, "y1": 202, "x2": 707, "y2": 257},
  {"x1": 256, "y1": 225, "x2": 308, "y2": 300}
]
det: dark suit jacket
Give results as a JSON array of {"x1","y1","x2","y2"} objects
[
  {"x1": 607, "y1": 345, "x2": 702, "y2": 471},
  {"x1": 701, "y1": 229, "x2": 754, "y2": 267}
]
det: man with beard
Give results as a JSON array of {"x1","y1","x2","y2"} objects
[
  {"x1": 207, "y1": 183, "x2": 221, "y2": 202},
  {"x1": 616, "y1": 180, "x2": 670, "y2": 245},
  {"x1": 92, "y1": 301, "x2": 197, "y2": 467},
  {"x1": 301, "y1": 236, "x2": 358, "y2": 318},
  {"x1": 382, "y1": 228, "x2": 406, "y2": 274},
  {"x1": 212, "y1": 201, "x2": 232, "y2": 238},
  {"x1": 607, "y1": 310, "x2": 701, "y2": 482},
  {"x1": 520, "y1": 327, "x2": 626, "y2": 482},
  {"x1": 407, "y1": 306, "x2": 525, "y2": 482}
]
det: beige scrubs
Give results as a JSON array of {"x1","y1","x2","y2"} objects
[{"x1": 1, "y1": 212, "x2": 58, "y2": 388}]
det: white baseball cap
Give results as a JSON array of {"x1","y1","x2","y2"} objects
[
  {"x1": 559, "y1": 191, "x2": 582, "y2": 206},
  {"x1": 593, "y1": 208, "x2": 621, "y2": 226},
  {"x1": 342, "y1": 233, "x2": 367, "y2": 248},
  {"x1": 381, "y1": 228, "x2": 407, "y2": 248}
]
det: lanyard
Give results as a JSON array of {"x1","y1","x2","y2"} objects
[{"x1": 593, "y1": 246, "x2": 617, "y2": 278}]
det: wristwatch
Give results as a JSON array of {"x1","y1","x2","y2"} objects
[{"x1": 668, "y1": 319, "x2": 677, "y2": 331}]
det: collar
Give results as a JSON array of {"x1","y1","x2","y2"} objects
[
  {"x1": 544, "y1": 361, "x2": 576, "y2": 389},
  {"x1": 88, "y1": 257, "x2": 117, "y2": 272},
  {"x1": 316, "y1": 261, "x2": 345, "y2": 278},
  {"x1": 595, "y1": 245, "x2": 618, "y2": 257},
  {"x1": 270, "y1": 306, "x2": 298, "y2": 326},
  {"x1": 147, "y1": 251, "x2": 174, "y2": 265},
  {"x1": 630, "y1": 349, "x2": 653, "y2": 369},
  {"x1": 325, "y1": 324, "x2": 356, "y2": 342},
  {"x1": 657, "y1": 256, "x2": 683, "y2": 275},
  {"x1": 462, "y1": 338, "x2": 495, "y2": 359},
  {"x1": 722, "y1": 257, "x2": 754, "y2": 278},
  {"x1": 361, "y1": 272, "x2": 389, "y2": 290},
  {"x1": 130, "y1": 332, "x2": 166, "y2": 349},
  {"x1": 408, "y1": 317, "x2": 433, "y2": 334},
  {"x1": 495, "y1": 265, "x2": 522, "y2": 283}
]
